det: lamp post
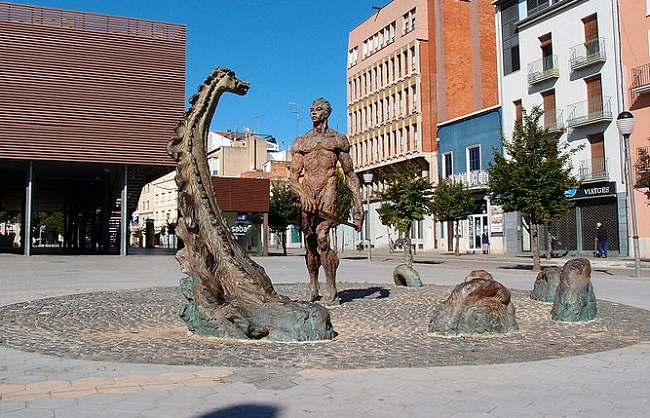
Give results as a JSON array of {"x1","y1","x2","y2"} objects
[
  {"x1": 616, "y1": 111, "x2": 641, "y2": 278},
  {"x1": 362, "y1": 171, "x2": 374, "y2": 261}
]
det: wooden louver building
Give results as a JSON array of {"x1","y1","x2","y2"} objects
[{"x1": 0, "y1": 2, "x2": 186, "y2": 255}]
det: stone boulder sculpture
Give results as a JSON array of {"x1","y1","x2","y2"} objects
[
  {"x1": 392, "y1": 238, "x2": 423, "y2": 287},
  {"x1": 530, "y1": 266, "x2": 561, "y2": 303},
  {"x1": 429, "y1": 273, "x2": 519, "y2": 336},
  {"x1": 551, "y1": 258, "x2": 597, "y2": 322},
  {"x1": 464, "y1": 269, "x2": 494, "y2": 282}
]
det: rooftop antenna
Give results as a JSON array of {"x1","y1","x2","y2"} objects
[{"x1": 372, "y1": 6, "x2": 382, "y2": 21}]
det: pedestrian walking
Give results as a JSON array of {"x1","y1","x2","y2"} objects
[
  {"x1": 596, "y1": 222, "x2": 608, "y2": 258},
  {"x1": 481, "y1": 228, "x2": 490, "y2": 254}
]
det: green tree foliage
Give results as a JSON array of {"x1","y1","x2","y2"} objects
[
  {"x1": 33, "y1": 211, "x2": 64, "y2": 233},
  {"x1": 269, "y1": 184, "x2": 300, "y2": 255},
  {"x1": 375, "y1": 163, "x2": 433, "y2": 267},
  {"x1": 488, "y1": 106, "x2": 579, "y2": 271},
  {"x1": 335, "y1": 169, "x2": 353, "y2": 223},
  {"x1": 431, "y1": 179, "x2": 475, "y2": 256}
]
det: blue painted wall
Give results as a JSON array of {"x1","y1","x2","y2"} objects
[{"x1": 437, "y1": 108, "x2": 503, "y2": 176}]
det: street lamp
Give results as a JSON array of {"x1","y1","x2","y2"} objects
[
  {"x1": 616, "y1": 111, "x2": 641, "y2": 278},
  {"x1": 362, "y1": 171, "x2": 374, "y2": 261}
]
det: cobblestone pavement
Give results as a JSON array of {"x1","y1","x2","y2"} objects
[
  {"x1": 1, "y1": 284, "x2": 649, "y2": 370},
  {"x1": 1, "y1": 252, "x2": 649, "y2": 417}
]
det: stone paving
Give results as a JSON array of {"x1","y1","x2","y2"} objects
[
  {"x1": 2, "y1": 282, "x2": 649, "y2": 370},
  {"x1": 1, "y1": 252, "x2": 649, "y2": 417}
]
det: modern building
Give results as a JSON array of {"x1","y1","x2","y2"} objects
[
  {"x1": 494, "y1": 0, "x2": 629, "y2": 256},
  {"x1": 347, "y1": 0, "x2": 500, "y2": 252},
  {"x1": 618, "y1": 0, "x2": 650, "y2": 258},
  {"x1": 0, "y1": 2, "x2": 186, "y2": 255}
]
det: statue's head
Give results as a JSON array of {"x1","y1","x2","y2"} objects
[{"x1": 310, "y1": 98, "x2": 332, "y2": 123}]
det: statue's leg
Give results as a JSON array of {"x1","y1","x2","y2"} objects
[
  {"x1": 317, "y1": 221, "x2": 339, "y2": 303},
  {"x1": 304, "y1": 230, "x2": 321, "y2": 302}
]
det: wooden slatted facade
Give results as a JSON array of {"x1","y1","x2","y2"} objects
[
  {"x1": 0, "y1": 2, "x2": 185, "y2": 165},
  {"x1": 0, "y1": 3, "x2": 185, "y2": 255},
  {"x1": 212, "y1": 177, "x2": 270, "y2": 213}
]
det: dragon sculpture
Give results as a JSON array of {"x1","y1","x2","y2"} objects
[{"x1": 167, "y1": 67, "x2": 334, "y2": 341}]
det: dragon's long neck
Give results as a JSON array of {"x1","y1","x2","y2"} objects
[{"x1": 170, "y1": 68, "x2": 274, "y2": 299}]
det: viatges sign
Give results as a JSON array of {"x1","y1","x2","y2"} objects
[{"x1": 569, "y1": 181, "x2": 617, "y2": 200}]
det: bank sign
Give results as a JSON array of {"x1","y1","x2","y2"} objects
[{"x1": 566, "y1": 182, "x2": 616, "y2": 199}]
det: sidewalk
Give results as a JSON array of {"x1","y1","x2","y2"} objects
[{"x1": 1, "y1": 252, "x2": 649, "y2": 417}]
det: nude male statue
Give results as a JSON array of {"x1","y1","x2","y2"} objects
[{"x1": 290, "y1": 98, "x2": 364, "y2": 303}]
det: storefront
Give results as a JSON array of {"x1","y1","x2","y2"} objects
[
  {"x1": 212, "y1": 177, "x2": 270, "y2": 255},
  {"x1": 548, "y1": 181, "x2": 620, "y2": 255}
]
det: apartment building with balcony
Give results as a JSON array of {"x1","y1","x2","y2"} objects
[
  {"x1": 619, "y1": 0, "x2": 650, "y2": 258},
  {"x1": 347, "y1": 0, "x2": 499, "y2": 253},
  {"x1": 494, "y1": 0, "x2": 628, "y2": 256}
]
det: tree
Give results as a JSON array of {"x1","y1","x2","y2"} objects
[
  {"x1": 431, "y1": 179, "x2": 475, "y2": 256},
  {"x1": 488, "y1": 106, "x2": 580, "y2": 272},
  {"x1": 375, "y1": 163, "x2": 433, "y2": 268},
  {"x1": 331, "y1": 169, "x2": 354, "y2": 252},
  {"x1": 268, "y1": 184, "x2": 300, "y2": 255}
]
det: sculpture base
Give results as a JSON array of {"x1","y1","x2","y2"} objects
[{"x1": 180, "y1": 275, "x2": 335, "y2": 341}]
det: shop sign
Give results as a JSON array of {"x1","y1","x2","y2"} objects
[
  {"x1": 231, "y1": 223, "x2": 252, "y2": 237},
  {"x1": 567, "y1": 182, "x2": 616, "y2": 200}
]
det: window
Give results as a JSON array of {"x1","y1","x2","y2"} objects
[
  {"x1": 514, "y1": 99, "x2": 523, "y2": 122},
  {"x1": 501, "y1": 0, "x2": 520, "y2": 75},
  {"x1": 347, "y1": 47, "x2": 358, "y2": 68},
  {"x1": 588, "y1": 133, "x2": 606, "y2": 177},
  {"x1": 539, "y1": 33, "x2": 553, "y2": 71},
  {"x1": 410, "y1": 47, "x2": 416, "y2": 71},
  {"x1": 403, "y1": 8, "x2": 416, "y2": 34},
  {"x1": 586, "y1": 75, "x2": 603, "y2": 115},
  {"x1": 468, "y1": 146, "x2": 481, "y2": 172},
  {"x1": 541, "y1": 89, "x2": 556, "y2": 127},
  {"x1": 443, "y1": 152, "x2": 453, "y2": 178},
  {"x1": 527, "y1": 0, "x2": 550, "y2": 17},
  {"x1": 582, "y1": 14, "x2": 600, "y2": 57}
]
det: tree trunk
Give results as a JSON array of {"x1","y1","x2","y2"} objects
[
  {"x1": 403, "y1": 227, "x2": 414, "y2": 268},
  {"x1": 454, "y1": 220, "x2": 461, "y2": 256},
  {"x1": 531, "y1": 222, "x2": 541, "y2": 272},
  {"x1": 281, "y1": 231, "x2": 287, "y2": 256},
  {"x1": 545, "y1": 222, "x2": 553, "y2": 260}
]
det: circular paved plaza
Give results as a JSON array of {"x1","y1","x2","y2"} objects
[{"x1": 1, "y1": 282, "x2": 649, "y2": 369}]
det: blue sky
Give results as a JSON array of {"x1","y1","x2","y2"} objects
[{"x1": 11, "y1": 0, "x2": 383, "y2": 149}]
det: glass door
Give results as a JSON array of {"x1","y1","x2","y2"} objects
[{"x1": 468, "y1": 215, "x2": 488, "y2": 252}]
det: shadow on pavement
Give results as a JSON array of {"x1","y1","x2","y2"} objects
[
  {"x1": 194, "y1": 404, "x2": 279, "y2": 418},
  {"x1": 339, "y1": 286, "x2": 390, "y2": 303}
]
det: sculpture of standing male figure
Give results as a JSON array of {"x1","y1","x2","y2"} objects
[{"x1": 290, "y1": 98, "x2": 364, "y2": 303}]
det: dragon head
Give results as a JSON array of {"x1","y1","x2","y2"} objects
[{"x1": 213, "y1": 67, "x2": 249, "y2": 96}]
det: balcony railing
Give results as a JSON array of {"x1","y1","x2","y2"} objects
[
  {"x1": 449, "y1": 170, "x2": 489, "y2": 189},
  {"x1": 566, "y1": 96, "x2": 612, "y2": 128},
  {"x1": 632, "y1": 63, "x2": 650, "y2": 94},
  {"x1": 543, "y1": 108, "x2": 564, "y2": 133},
  {"x1": 578, "y1": 157, "x2": 609, "y2": 182},
  {"x1": 569, "y1": 37, "x2": 607, "y2": 71},
  {"x1": 527, "y1": 55, "x2": 560, "y2": 85}
]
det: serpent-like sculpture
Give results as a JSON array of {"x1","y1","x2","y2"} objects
[{"x1": 167, "y1": 67, "x2": 334, "y2": 341}]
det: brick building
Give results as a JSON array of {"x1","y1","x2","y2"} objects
[{"x1": 347, "y1": 0, "x2": 499, "y2": 252}]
